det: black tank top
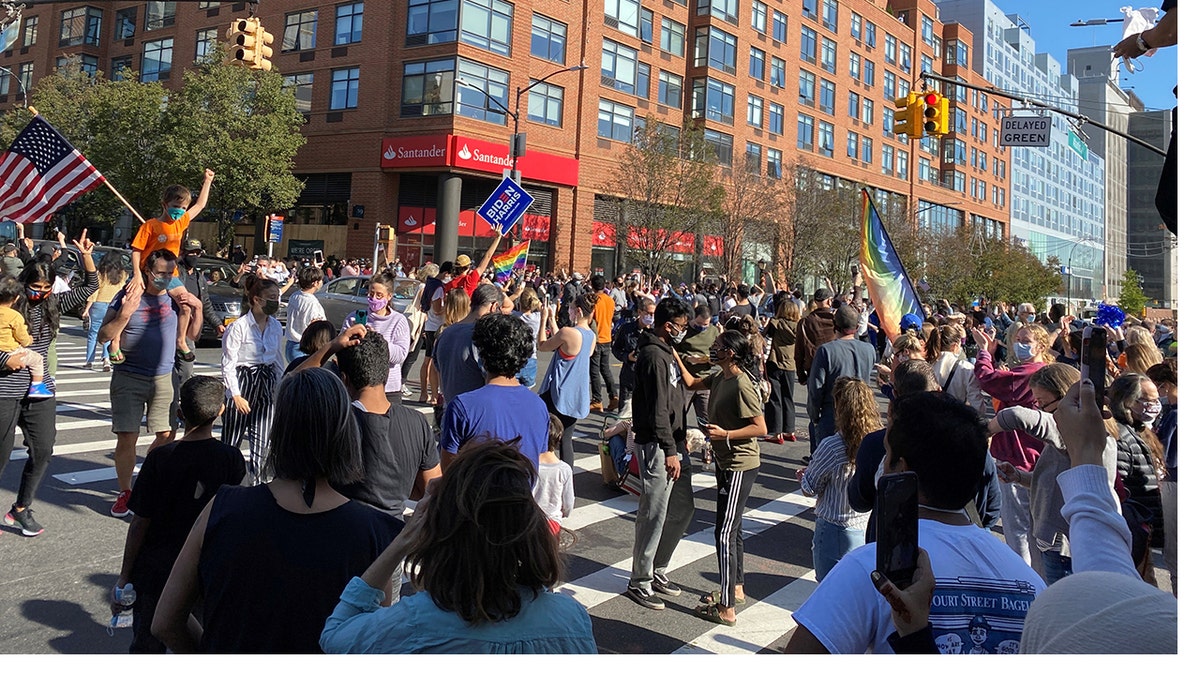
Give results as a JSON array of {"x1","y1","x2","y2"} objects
[{"x1": 197, "y1": 484, "x2": 403, "y2": 653}]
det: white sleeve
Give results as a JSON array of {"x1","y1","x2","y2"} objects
[
  {"x1": 221, "y1": 319, "x2": 244, "y2": 398},
  {"x1": 1056, "y1": 464, "x2": 1139, "y2": 578}
]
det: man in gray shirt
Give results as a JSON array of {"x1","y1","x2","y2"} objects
[
  {"x1": 807, "y1": 304, "x2": 877, "y2": 449},
  {"x1": 433, "y1": 283, "x2": 502, "y2": 405}
]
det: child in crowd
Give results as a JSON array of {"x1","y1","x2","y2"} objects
[
  {"x1": 110, "y1": 171, "x2": 213, "y2": 365},
  {"x1": 0, "y1": 277, "x2": 52, "y2": 398},
  {"x1": 534, "y1": 416, "x2": 574, "y2": 529},
  {"x1": 110, "y1": 375, "x2": 246, "y2": 653}
]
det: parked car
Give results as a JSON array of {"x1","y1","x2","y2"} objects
[{"x1": 311, "y1": 275, "x2": 419, "y2": 327}]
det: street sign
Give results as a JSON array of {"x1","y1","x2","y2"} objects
[
  {"x1": 478, "y1": 176, "x2": 535, "y2": 236},
  {"x1": 266, "y1": 214, "x2": 284, "y2": 243},
  {"x1": 1067, "y1": 129, "x2": 1089, "y2": 160},
  {"x1": 999, "y1": 116, "x2": 1051, "y2": 147}
]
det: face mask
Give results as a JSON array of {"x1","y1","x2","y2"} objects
[
  {"x1": 150, "y1": 276, "x2": 171, "y2": 291},
  {"x1": 670, "y1": 329, "x2": 685, "y2": 344},
  {"x1": 640, "y1": 314, "x2": 654, "y2": 327},
  {"x1": 1140, "y1": 400, "x2": 1162, "y2": 425},
  {"x1": 262, "y1": 300, "x2": 280, "y2": 315},
  {"x1": 25, "y1": 288, "x2": 49, "y2": 302},
  {"x1": 1013, "y1": 342, "x2": 1034, "y2": 361},
  {"x1": 183, "y1": 254, "x2": 200, "y2": 268},
  {"x1": 1023, "y1": 314, "x2": 1035, "y2": 324},
  {"x1": 710, "y1": 347, "x2": 722, "y2": 363},
  {"x1": 167, "y1": 207, "x2": 187, "y2": 222},
  {"x1": 367, "y1": 296, "x2": 389, "y2": 313}
]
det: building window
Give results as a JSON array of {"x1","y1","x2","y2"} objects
[
  {"x1": 882, "y1": 145, "x2": 894, "y2": 174},
  {"x1": 751, "y1": 1, "x2": 768, "y2": 33},
  {"x1": 885, "y1": 34, "x2": 896, "y2": 65},
  {"x1": 797, "y1": 112, "x2": 814, "y2": 150},
  {"x1": 749, "y1": 47, "x2": 765, "y2": 80},
  {"x1": 849, "y1": 52, "x2": 861, "y2": 81},
  {"x1": 461, "y1": 0, "x2": 511, "y2": 55},
  {"x1": 658, "y1": 71, "x2": 683, "y2": 108},
  {"x1": 195, "y1": 27, "x2": 216, "y2": 61},
  {"x1": 883, "y1": 71, "x2": 895, "y2": 100},
  {"x1": 802, "y1": 0, "x2": 817, "y2": 19},
  {"x1": 768, "y1": 102, "x2": 784, "y2": 134},
  {"x1": 336, "y1": 1, "x2": 362, "y2": 44},
  {"x1": 768, "y1": 57, "x2": 785, "y2": 88},
  {"x1": 56, "y1": 54, "x2": 99, "y2": 78},
  {"x1": 528, "y1": 81, "x2": 564, "y2": 127},
  {"x1": 115, "y1": 7, "x2": 137, "y2": 40},
  {"x1": 141, "y1": 38, "x2": 173, "y2": 82},
  {"x1": 819, "y1": 79, "x2": 835, "y2": 115},
  {"x1": 693, "y1": 77, "x2": 735, "y2": 125},
  {"x1": 798, "y1": 69, "x2": 815, "y2": 105},
  {"x1": 747, "y1": 94, "x2": 763, "y2": 128},
  {"x1": 900, "y1": 44, "x2": 912, "y2": 73},
  {"x1": 817, "y1": 120, "x2": 834, "y2": 157},
  {"x1": 18, "y1": 63, "x2": 34, "y2": 92},
  {"x1": 639, "y1": 7, "x2": 654, "y2": 43},
  {"x1": 863, "y1": 59, "x2": 875, "y2": 86},
  {"x1": 61, "y1": 6, "x2": 104, "y2": 46},
  {"x1": 601, "y1": 39, "x2": 639, "y2": 94},
  {"x1": 283, "y1": 10, "x2": 318, "y2": 51},
  {"x1": 918, "y1": 157, "x2": 931, "y2": 181},
  {"x1": 850, "y1": 12, "x2": 861, "y2": 40},
  {"x1": 144, "y1": 2, "x2": 175, "y2": 31},
  {"x1": 111, "y1": 55, "x2": 133, "y2": 80},
  {"x1": 407, "y1": 0, "x2": 457, "y2": 46},
  {"x1": 862, "y1": 98, "x2": 874, "y2": 125},
  {"x1": 847, "y1": 131, "x2": 859, "y2": 159},
  {"x1": 660, "y1": 17, "x2": 685, "y2": 57},
  {"x1": 865, "y1": 21, "x2": 876, "y2": 47},
  {"x1": 921, "y1": 15, "x2": 935, "y2": 46},
  {"x1": 821, "y1": 0, "x2": 838, "y2": 32},
  {"x1": 883, "y1": 108, "x2": 894, "y2": 138},
  {"x1": 636, "y1": 62, "x2": 651, "y2": 98},
  {"x1": 604, "y1": 0, "x2": 639, "y2": 36},
  {"x1": 820, "y1": 38, "x2": 837, "y2": 74},
  {"x1": 401, "y1": 58, "x2": 455, "y2": 116},
  {"x1": 745, "y1": 141, "x2": 762, "y2": 172},
  {"x1": 699, "y1": 0, "x2": 739, "y2": 26},
  {"x1": 22, "y1": 16, "x2": 37, "y2": 47},
  {"x1": 330, "y1": 67, "x2": 360, "y2": 110},
  {"x1": 766, "y1": 148, "x2": 782, "y2": 178},
  {"x1": 862, "y1": 137, "x2": 873, "y2": 164},
  {"x1": 897, "y1": 149, "x2": 909, "y2": 179},
  {"x1": 705, "y1": 129, "x2": 734, "y2": 166},
  {"x1": 771, "y1": 10, "x2": 787, "y2": 42},
  {"x1": 283, "y1": 73, "x2": 314, "y2": 114},
  {"x1": 598, "y1": 98, "x2": 636, "y2": 142},
  {"x1": 531, "y1": 14, "x2": 568, "y2": 63},
  {"x1": 456, "y1": 59, "x2": 508, "y2": 123},
  {"x1": 800, "y1": 27, "x2": 817, "y2": 63},
  {"x1": 694, "y1": 26, "x2": 737, "y2": 75},
  {"x1": 848, "y1": 92, "x2": 860, "y2": 120}
]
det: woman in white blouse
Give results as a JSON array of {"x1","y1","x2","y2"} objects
[{"x1": 221, "y1": 277, "x2": 286, "y2": 483}]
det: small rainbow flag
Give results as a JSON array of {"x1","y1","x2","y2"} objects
[
  {"x1": 492, "y1": 240, "x2": 530, "y2": 283},
  {"x1": 859, "y1": 189, "x2": 924, "y2": 341}
]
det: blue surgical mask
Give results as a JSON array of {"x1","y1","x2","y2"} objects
[
  {"x1": 150, "y1": 275, "x2": 171, "y2": 291},
  {"x1": 167, "y1": 207, "x2": 187, "y2": 222},
  {"x1": 1013, "y1": 342, "x2": 1034, "y2": 361}
]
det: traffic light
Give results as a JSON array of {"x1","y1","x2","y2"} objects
[
  {"x1": 892, "y1": 92, "x2": 922, "y2": 139},
  {"x1": 920, "y1": 90, "x2": 950, "y2": 136},
  {"x1": 225, "y1": 18, "x2": 274, "y2": 71}
]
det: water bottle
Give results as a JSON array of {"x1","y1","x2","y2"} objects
[{"x1": 108, "y1": 583, "x2": 136, "y2": 634}]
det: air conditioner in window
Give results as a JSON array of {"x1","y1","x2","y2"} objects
[
  {"x1": 604, "y1": 15, "x2": 619, "y2": 29},
  {"x1": 600, "y1": 75, "x2": 617, "y2": 88}
]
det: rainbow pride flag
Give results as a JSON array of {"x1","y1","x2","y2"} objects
[
  {"x1": 492, "y1": 240, "x2": 530, "y2": 283},
  {"x1": 859, "y1": 189, "x2": 924, "y2": 341}
]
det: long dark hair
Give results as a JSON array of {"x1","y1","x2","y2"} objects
[
  {"x1": 401, "y1": 439, "x2": 562, "y2": 624},
  {"x1": 15, "y1": 262, "x2": 61, "y2": 340},
  {"x1": 718, "y1": 329, "x2": 760, "y2": 377}
]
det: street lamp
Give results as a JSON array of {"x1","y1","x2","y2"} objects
[
  {"x1": 1064, "y1": 236, "x2": 1098, "y2": 310},
  {"x1": 454, "y1": 63, "x2": 587, "y2": 186}
]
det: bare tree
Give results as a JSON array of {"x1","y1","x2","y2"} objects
[
  {"x1": 716, "y1": 151, "x2": 783, "y2": 281},
  {"x1": 781, "y1": 162, "x2": 863, "y2": 295}
]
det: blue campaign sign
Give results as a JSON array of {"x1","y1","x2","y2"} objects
[
  {"x1": 267, "y1": 215, "x2": 284, "y2": 243},
  {"x1": 478, "y1": 176, "x2": 535, "y2": 236}
]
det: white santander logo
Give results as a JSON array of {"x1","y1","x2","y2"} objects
[
  {"x1": 458, "y1": 145, "x2": 473, "y2": 160},
  {"x1": 404, "y1": 215, "x2": 417, "y2": 227},
  {"x1": 383, "y1": 146, "x2": 397, "y2": 160}
]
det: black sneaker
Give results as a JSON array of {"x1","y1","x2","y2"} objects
[
  {"x1": 4, "y1": 507, "x2": 44, "y2": 537},
  {"x1": 651, "y1": 572, "x2": 683, "y2": 596},
  {"x1": 625, "y1": 586, "x2": 666, "y2": 610}
]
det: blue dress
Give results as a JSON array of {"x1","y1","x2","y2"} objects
[{"x1": 538, "y1": 326, "x2": 595, "y2": 419}]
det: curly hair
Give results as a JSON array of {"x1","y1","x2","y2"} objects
[
  {"x1": 401, "y1": 439, "x2": 563, "y2": 624},
  {"x1": 473, "y1": 313, "x2": 534, "y2": 377},
  {"x1": 833, "y1": 377, "x2": 882, "y2": 470}
]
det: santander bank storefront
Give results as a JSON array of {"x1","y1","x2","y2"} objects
[{"x1": 380, "y1": 133, "x2": 579, "y2": 272}]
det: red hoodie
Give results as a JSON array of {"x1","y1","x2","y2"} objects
[{"x1": 974, "y1": 348, "x2": 1045, "y2": 471}]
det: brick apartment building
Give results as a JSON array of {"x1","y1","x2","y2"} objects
[{"x1": 1, "y1": 0, "x2": 1010, "y2": 279}]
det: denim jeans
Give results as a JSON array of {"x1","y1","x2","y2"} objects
[
  {"x1": 629, "y1": 441, "x2": 695, "y2": 591},
  {"x1": 812, "y1": 518, "x2": 865, "y2": 582},
  {"x1": 999, "y1": 481, "x2": 1035, "y2": 567},
  {"x1": 85, "y1": 301, "x2": 110, "y2": 364},
  {"x1": 1161, "y1": 480, "x2": 1178, "y2": 594},
  {"x1": 1040, "y1": 549, "x2": 1073, "y2": 585},
  {"x1": 517, "y1": 356, "x2": 538, "y2": 388}
]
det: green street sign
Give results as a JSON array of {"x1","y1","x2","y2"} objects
[{"x1": 1067, "y1": 130, "x2": 1089, "y2": 160}]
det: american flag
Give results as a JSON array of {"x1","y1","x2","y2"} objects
[{"x1": 0, "y1": 116, "x2": 106, "y2": 224}]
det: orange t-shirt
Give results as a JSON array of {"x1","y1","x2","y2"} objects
[
  {"x1": 594, "y1": 292, "x2": 615, "y2": 344},
  {"x1": 131, "y1": 213, "x2": 191, "y2": 269}
]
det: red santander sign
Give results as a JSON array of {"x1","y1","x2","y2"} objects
[
  {"x1": 380, "y1": 134, "x2": 578, "y2": 186},
  {"x1": 381, "y1": 135, "x2": 451, "y2": 168}
]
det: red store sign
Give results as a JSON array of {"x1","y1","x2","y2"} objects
[{"x1": 381, "y1": 134, "x2": 579, "y2": 187}]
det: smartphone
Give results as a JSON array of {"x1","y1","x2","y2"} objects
[
  {"x1": 1081, "y1": 324, "x2": 1108, "y2": 408},
  {"x1": 314, "y1": 249, "x2": 324, "y2": 264},
  {"x1": 354, "y1": 309, "x2": 369, "y2": 326},
  {"x1": 875, "y1": 471, "x2": 920, "y2": 589}
]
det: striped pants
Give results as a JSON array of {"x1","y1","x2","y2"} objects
[
  {"x1": 221, "y1": 364, "x2": 277, "y2": 484},
  {"x1": 714, "y1": 466, "x2": 758, "y2": 607}
]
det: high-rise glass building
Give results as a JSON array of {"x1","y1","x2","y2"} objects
[{"x1": 936, "y1": 0, "x2": 1105, "y2": 303}]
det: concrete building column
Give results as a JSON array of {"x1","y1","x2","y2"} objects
[{"x1": 435, "y1": 173, "x2": 462, "y2": 264}]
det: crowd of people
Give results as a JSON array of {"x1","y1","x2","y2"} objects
[{"x1": 0, "y1": 182, "x2": 1180, "y2": 652}]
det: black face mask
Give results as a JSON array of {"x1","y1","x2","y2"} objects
[{"x1": 183, "y1": 254, "x2": 200, "y2": 268}]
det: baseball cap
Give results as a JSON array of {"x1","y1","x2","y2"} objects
[
  {"x1": 455, "y1": 254, "x2": 471, "y2": 267},
  {"x1": 900, "y1": 313, "x2": 923, "y2": 333},
  {"x1": 813, "y1": 288, "x2": 834, "y2": 302},
  {"x1": 2, "y1": 242, "x2": 15, "y2": 252},
  {"x1": 183, "y1": 238, "x2": 203, "y2": 252}
]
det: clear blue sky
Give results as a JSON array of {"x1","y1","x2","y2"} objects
[{"x1": 982, "y1": 1, "x2": 1178, "y2": 111}]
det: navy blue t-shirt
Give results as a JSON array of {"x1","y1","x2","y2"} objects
[{"x1": 441, "y1": 383, "x2": 550, "y2": 468}]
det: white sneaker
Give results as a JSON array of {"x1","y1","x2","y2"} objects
[{"x1": 400, "y1": 384, "x2": 413, "y2": 397}]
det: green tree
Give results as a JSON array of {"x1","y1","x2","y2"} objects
[{"x1": 1118, "y1": 268, "x2": 1149, "y2": 316}]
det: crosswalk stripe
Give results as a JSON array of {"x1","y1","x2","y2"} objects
[
  {"x1": 52, "y1": 463, "x2": 143, "y2": 486},
  {"x1": 673, "y1": 572, "x2": 818, "y2": 654}
]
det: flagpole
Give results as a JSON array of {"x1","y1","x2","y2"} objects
[{"x1": 27, "y1": 106, "x2": 146, "y2": 224}]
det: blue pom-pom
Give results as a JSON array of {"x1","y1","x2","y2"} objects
[{"x1": 1095, "y1": 303, "x2": 1126, "y2": 329}]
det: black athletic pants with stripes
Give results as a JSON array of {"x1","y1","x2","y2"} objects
[
  {"x1": 715, "y1": 466, "x2": 759, "y2": 607},
  {"x1": 221, "y1": 364, "x2": 277, "y2": 484}
]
